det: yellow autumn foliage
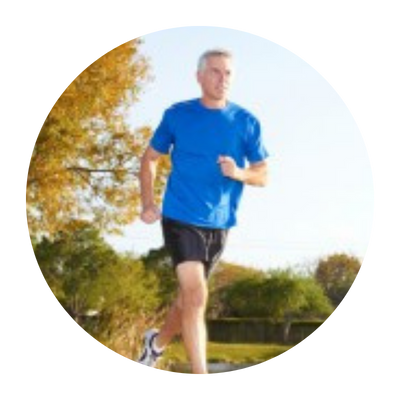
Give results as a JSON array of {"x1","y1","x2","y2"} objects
[{"x1": 27, "y1": 39, "x2": 169, "y2": 237}]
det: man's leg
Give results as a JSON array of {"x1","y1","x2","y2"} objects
[
  {"x1": 154, "y1": 292, "x2": 183, "y2": 349},
  {"x1": 175, "y1": 261, "x2": 208, "y2": 374}
]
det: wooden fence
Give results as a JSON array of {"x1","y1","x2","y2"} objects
[{"x1": 207, "y1": 318, "x2": 323, "y2": 344}]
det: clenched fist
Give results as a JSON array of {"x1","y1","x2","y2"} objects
[
  {"x1": 140, "y1": 204, "x2": 161, "y2": 224},
  {"x1": 218, "y1": 155, "x2": 243, "y2": 182}
]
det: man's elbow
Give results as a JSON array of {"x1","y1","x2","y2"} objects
[{"x1": 140, "y1": 147, "x2": 159, "y2": 170}]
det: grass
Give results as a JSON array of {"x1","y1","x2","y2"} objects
[{"x1": 160, "y1": 341, "x2": 293, "y2": 367}]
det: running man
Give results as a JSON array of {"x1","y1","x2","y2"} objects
[{"x1": 138, "y1": 49, "x2": 269, "y2": 374}]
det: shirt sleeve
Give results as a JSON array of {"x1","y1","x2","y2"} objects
[
  {"x1": 150, "y1": 110, "x2": 174, "y2": 154},
  {"x1": 244, "y1": 117, "x2": 269, "y2": 164}
]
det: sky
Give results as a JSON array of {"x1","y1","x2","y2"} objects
[{"x1": 106, "y1": 26, "x2": 374, "y2": 270}]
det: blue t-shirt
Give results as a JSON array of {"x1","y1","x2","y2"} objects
[{"x1": 150, "y1": 98, "x2": 268, "y2": 229}]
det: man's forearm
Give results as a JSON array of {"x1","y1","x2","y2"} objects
[
  {"x1": 139, "y1": 157, "x2": 157, "y2": 208},
  {"x1": 236, "y1": 165, "x2": 267, "y2": 187}
]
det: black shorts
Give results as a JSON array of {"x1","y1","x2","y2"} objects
[{"x1": 161, "y1": 217, "x2": 229, "y2": 277}]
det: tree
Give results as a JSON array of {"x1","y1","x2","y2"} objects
[
  {"x1": 221, "y1": 269, "x2": 333, "y2": 341},
  {"x1": 87, "y1": 254, "x2": 162, "y2": 359},
  {"x1": 141, "y1": 246, "x2": 178, "y2": 306},
  {"x1": 207, "y1": 262, "x2": 265, "y2": 318},
  {"x1": 34, "y1": 225, "x2": 162, "y2": 359},
  {"x1": 208, "y1": 261, "x2": 265, "y2": 292},
  {"x1": 27, "y1": 39, "x2": 170, "y2": 238},
  {"x1": 315, "y1": 253, "x2": 361, "y2": 307},
  {"x1": 34, "y1": 225, "x2": 120, "y2": 323}
]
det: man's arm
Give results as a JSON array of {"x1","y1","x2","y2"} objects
[
  {"x1": 139, "y1": 146, "x2": 163, "y2": 223},
  {"x1": 218, "y1": 156, "x2": 268, "y2": 187},
  {"x1": 239, "y1": 160, "x2": 268, "y2": 186}
]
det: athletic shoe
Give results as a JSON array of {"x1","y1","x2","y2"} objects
[{"x1": 137, "y1": 329, "x2": 163, "y2": 367}]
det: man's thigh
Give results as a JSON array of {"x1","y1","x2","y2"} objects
[
  {"x1": 176, "y1": 261, "x2": 209, "y2": 309},
  {"x1": 162, "y1": 217, "x2": 228, "y2": 277}
]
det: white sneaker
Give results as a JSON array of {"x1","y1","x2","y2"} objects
[{"x1": 137, "y1": 329, "x2": 163, "y2": 367}]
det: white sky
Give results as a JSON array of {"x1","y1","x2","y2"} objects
[{"x1": 106, "y1": 26, "x2": 374, "y2": 269}]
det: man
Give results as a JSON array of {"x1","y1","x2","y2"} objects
[{"x1": 138, "y1": 49, "x2": 268, "y2": 374}]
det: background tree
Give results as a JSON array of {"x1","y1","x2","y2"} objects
[
  {"x1": 34, "y1": 225, "x2": 162, "y2": 359},
  {"x1": 141, "y1": 246, "x2": 178, "y2": 306},
  {"x1": 207, "y1": 262, "x2": 265, "y2": 318},
  {"x1": 315, "y1": 253, "x2": 361, "y2": 307},
  {"x1": 87, "y1": 254, "x2": 162, "y2": 359},
  {"x1": 27, "y1": 39, "x2": 170, "y2": 238},
  {"x1": 34, "y1": 225, "x2": 118, "y2": 323},
  {"x1": 221, "y1": 269, "x2": 333, "y2": 341}
]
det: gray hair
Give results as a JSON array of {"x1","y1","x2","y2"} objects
[{"x1": 197, "y1": 49, "x2": 233, "y2": 72}]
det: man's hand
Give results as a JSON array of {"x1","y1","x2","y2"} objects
[
  {"x1": 140, "y1": 204, "x2": 161, "y2": 224},
  {"x1": 218, "y1": 156, "x2": 268, "y2": 186},
  {"x1": 218, "y1": 155, "x2": 244, "y2": 182}
]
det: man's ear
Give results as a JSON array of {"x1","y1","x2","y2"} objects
[{"x1": 196, "y1": 70, "x2": 202, "y2": 85}]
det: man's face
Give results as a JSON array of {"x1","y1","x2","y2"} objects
[{"x1": 197, "y1": 56, "x2": 234, "y2": 102}]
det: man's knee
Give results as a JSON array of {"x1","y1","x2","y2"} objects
[
  {"x1": 181, "y1": 286, "x2": 208, "y2": 310},
  {"x1": 176, "y1": 261, "x2": 208, "y2": 311}
]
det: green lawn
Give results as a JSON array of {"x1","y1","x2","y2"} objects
[{"x1": 160, "y1": 341, "x2": 293, "y2": 368}]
